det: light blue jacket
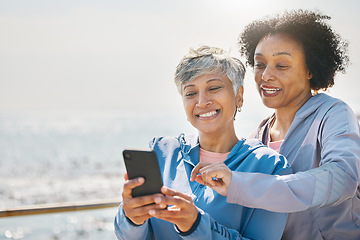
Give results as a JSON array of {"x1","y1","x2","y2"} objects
[
  {"x1": 228, "y1": 93, "x2": 360, "y2": 239},
  {"x1": 115, "y1": 133, "x2": 292, "y2": 239}
]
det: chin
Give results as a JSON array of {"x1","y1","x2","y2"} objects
[{"x1": 262, "y1": 100, "x2": 279, "y2": 110}]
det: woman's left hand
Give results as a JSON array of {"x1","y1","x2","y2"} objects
[{"x1": 148, "y1": 186, "x2": 198, "y2": 233}]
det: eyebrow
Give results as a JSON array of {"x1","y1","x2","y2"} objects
[
  {"x1": 273, "y1": 52, "x2": 291, "y2": 56},
  {"x1": 183, "y1": 78, "x2": 223, "y2": 91},
  {"x1": 183, "y1": 84, "x2": 195, "y2": 91},
  {"x1": 255, "y1": 52, "x2": 291, "y2": 57}
]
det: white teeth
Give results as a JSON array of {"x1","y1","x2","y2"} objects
[
  {"x1": 199, "y1": 111, "x2": 217, "y2": 117},
  {"x1": 262, "y1": 87, "x2": 280, "y2": 94}
]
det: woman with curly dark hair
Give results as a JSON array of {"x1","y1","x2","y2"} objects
[{"x1": 191, "y1": 10, "x2": 360, "y2": 239}]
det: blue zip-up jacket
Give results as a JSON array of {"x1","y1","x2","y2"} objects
[{"x1": 115, "y1": 133, "x2": 292, "y2": 239}]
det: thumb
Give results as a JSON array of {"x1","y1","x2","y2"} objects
[{"x1": 194, "y1": 175, "x2": 205, "y2": 185}]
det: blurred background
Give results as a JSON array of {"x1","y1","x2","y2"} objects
[{"x1": 0, "y1": 0, "x2": 359, "y2": 239}]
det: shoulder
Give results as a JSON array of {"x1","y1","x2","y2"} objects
[
  {"x1": 149, "y1": 133, "x2": 198, "y2": 152},
  {"x1": 313, "y1": 94, "x2": 359, "y2": 133},
  {"x1": 303, "y1": 93, "x2": 354, "y2": 118},
  {"x1": 149, "y1": 135, "x2": 179, "y2": 150},
  {"x1": 295, "y1": 93, "x2": 358, "y2": 134},
  {"x1": 320, "y1": 94, "x2": 357, "y2": 119}
]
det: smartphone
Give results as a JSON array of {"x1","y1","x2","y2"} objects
[{"x1": 122, "y1": 149, "x2": 163, "y2": 198}]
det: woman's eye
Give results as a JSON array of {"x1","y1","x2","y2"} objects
[
  {"x1": 209, "y1": 86, "x2": 221, "y2": 91},
  {"x1": 277, "y1": 64, "x2": 289, "y2": 69},
  {"x1": 185, "y1": 92, "x2": 196, "y2": 97},
  {"x1": 254, "y1": 63, "x2": 265, "y2": 69}
]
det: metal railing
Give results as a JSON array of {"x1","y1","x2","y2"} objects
[{"x1": 0, "y1": 199, "x2": 121, "y2": 218}]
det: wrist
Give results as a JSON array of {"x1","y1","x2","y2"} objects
[
  {"x1": 175, "y1": 211, "x2": 202, "y2": 236},
  {"x1": 125, "y1": 216, "x2": 146, "y2": 226},
  {"x1": 123, "y1": 208, "x2": 146, "y2": 226}
]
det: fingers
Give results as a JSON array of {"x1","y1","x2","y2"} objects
[
  {"x1": 148, "y1": 189, "x2": 198, "y2": 232},
  {"x1": 148, "y1": 206, "x2": 198, "y2": 232},
  {"x1": 161, "y1": 186, "x2": 192, "y2": 201},
  {"x1": 197, "y1": 163, "x2": 231, "y2": 187},
  {"x1": 123, "y1": 196, "x2": 162, "y2": 215},
  {"x1": 122, "y1": 193, "x2": 165, "y2": 225},
  {"x1": 122, "y1": 177, "x2": 144, "y2": 199},
  {"x1": 157, "y1": 187, "x2": 194, "y2": 210},
  {"x1": 190, "y1": 162, "x2": 211, "y2": 181},
  {"x1": 124, "y1": 193, "x2": 163, "y2": 209},
  {"x1": 194, "y1": 175, "x2": 205, "y2": 185},
  {"x1": 191, "y1": 163, "x2": 232, "y2": 197},
  {"x1": 191, "y1": 162, "x2": 231, "y2": 186}
]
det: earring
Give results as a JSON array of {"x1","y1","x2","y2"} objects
[{"x1": 237, "y1": 107, "x2": 242, "y2": 112}]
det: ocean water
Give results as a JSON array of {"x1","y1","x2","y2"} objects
[
  {"x1": 0, "y1": 110, "x2": 199, "y2": 239},
  {"x1": 0, "y1": 208, "x2": 118, "y2": 240}
]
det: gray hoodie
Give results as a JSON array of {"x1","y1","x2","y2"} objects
[{"x1": 227, "y1": 93, "x2": 360, "y2": 239}]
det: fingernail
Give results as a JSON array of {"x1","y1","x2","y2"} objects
[
  {"x1": 155, "y1": 197, "x2": 162, "y2": 204},
  {"x1": 160, "y1": 204, "x2": 167, "y2": 209},
  {"x1": 149, "y1": 210, "x2": 155, "y2": 215}
]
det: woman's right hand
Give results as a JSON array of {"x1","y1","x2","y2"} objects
[
  {"x1": 122, "y1": 174, "x2": 164, "y2": 225},
  {"x1": 190, "y1": 162, "x2": 232, "y2": 197}
]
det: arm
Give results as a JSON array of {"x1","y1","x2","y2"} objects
[
  {"x1": 228, "y1": 103, "x2": 360, "y2": 212},
  {"x1": 228, "y1": 161, "x2": 358, "y2": 212},
  {"x1": 190, "y1": 162, "x2": 311, "y2": 212},
  {"x1": 114, "y1": 175, "x2": 164, "y2": 240},
  {"x1": 114, "y1": 204, "x2": 153, "y2": 240}
]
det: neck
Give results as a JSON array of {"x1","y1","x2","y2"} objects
[
  {"x1": 271, "y1": 92, "x2": 312, "y2": 141},
  {"x1": 270, "y1": 111, "x2": 294, "y2": 141},
  {"x1": 198, "y1": 129, "x2": 238, "y2": 153}
]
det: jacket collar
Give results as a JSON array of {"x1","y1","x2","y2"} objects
[
  {"x1": 177, "y1": 132, "x2": 246, "y2": 165},
  {"x1": 258, "y1": 93, "x2": 334, "y2": 144},
  {"x1": 177, "y1": 133, "x2": 200, "y2": 166}
]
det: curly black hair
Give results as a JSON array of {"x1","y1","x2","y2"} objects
[{"x1": 238, "y1": 9, "x2": 349, "y2": 90}]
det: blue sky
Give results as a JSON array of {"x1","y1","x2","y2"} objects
[{"x1": 0, "y1": 0, "x2": 359, "y2": 120}]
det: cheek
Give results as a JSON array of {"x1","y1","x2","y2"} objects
[
  {"x1": 253, "y1": 75, "x2": 262, "y2": 90},
  {"x1": 254, "y1": 70, "x2": 262, "y2": 81},
  {"x1": 183, "y1": 101, "x2": 194, "y2": 118}
]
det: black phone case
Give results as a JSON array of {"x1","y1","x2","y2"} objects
[{"x1": 123, "y1": 149, "x2": 163, "y2": 197}]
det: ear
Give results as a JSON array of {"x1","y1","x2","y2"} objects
[
  {"x1": 307, "y1": 70, "x2": 313, "y2": 80},
  {"x1": 235, "y1": 86, "x2": 244, "y2": 108}
]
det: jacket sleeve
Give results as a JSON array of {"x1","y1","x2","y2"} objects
[
  {"x1": 114, "y1": 204, "x2": 153, "y2": 240},
  {"x1": 228, "y1": 102, "x2": 360, "y2": 212},
  {"x1": 316, "y1": 102, "x2": 360, "y2": 205},
  {"x1": 179, "y1": 208, "x2": 287, "y2": 240}
]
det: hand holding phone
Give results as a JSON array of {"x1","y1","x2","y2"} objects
[{"x1": 122, "y1": 149, "x2": 163, "y2": 198}]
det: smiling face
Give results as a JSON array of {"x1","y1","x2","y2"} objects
[
  {"x1": 253, "y1": 33, "x2": 312, "y2": 112},
  {"x1": 181, "y1": 72, "x2": 243, "y2": 137}
]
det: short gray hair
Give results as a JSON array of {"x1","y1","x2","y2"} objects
[{"x1": 175, "y1": 46, "x2": 245, "y2": 94}]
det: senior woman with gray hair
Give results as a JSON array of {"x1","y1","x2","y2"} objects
[{"x1": 114, "y1": 46, "x2": 291, "y2": 240}]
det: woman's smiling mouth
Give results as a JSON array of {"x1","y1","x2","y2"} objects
[
  {"x1": 197, "y1": 110, "x2": 219, "y2": 119},
  {"x1": 261, "y1": 86, "x2": 281, "y2": 96}
]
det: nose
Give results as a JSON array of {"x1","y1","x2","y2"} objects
[
  {"x1": 261, "y1": 66, "x2": 274, "y2": 82},
  {"x1": 196, "y1": 91, "x2": 212, "y2": 108}
]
